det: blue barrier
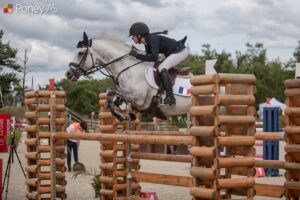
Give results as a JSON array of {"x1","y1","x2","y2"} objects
[{"x1": 263, "y1": 107, "x2": 279, "y2": 176}]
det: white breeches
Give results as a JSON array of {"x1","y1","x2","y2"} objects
[{"x1": 158, "y1": 48, "x2": 188, "y2": 72}]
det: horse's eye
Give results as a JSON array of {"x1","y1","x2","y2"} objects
[{"x1": 78, "y1": 52, "x2": 84, "y2": 56}]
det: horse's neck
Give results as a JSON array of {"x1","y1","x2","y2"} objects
[
  {"x1": 93, "y1": 39, "x2": 150, "y2": 85},
  {"x1": 110, "y1": 59, "x2": 149, "y2": 85},
  {"x1": 93, "y1": 41, "x2": 130, "y2": 75}
]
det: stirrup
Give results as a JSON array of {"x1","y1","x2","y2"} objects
[
  {"x1": 158, "y1": 103, "x2": 175, "y2": 107},
  {"x1": 158, "y1": 99, "x2": 176, "y2": 107}
]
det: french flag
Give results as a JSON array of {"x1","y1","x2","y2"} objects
[{"x1": 178, "y1": 86, "x2": 191, "y2": 95}]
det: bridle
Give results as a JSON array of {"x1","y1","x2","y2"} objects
[{"x1": 68, "y1": 44, "x2": 143, "y2": 85}]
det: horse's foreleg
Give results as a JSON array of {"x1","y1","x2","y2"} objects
[
  {"x1": 106, "y1": 87, "x2": 117, "y2": 97},
  {"x1": 107, "y1": 87, "x2": 136, "y2": 103},
  {"x1": 107, "y1": 87, "x2": 130, "y2": 97},
  {"x1": 106, "y1": 87, "x2": 138, "y2": 121}
]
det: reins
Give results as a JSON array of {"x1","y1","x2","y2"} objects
[
  {"x1": 82, "y1": 49, "x2": 143, "y2": 85},
  {"x1": 69, "y1": 41, "x2": 144, "y2": 84}
]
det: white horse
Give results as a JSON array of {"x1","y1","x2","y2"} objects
[{"x1": 66, "y1": 32, "x2": 202, "y2": 120}]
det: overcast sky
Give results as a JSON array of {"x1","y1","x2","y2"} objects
[{"x1": 1, "y1": 0, "x2": 299, "y2": 89}]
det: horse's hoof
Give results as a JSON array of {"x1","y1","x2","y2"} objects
[
  {"x1": 105, "y1": 98, "x2": 113, "y2": 109},
  {"x1": 113, "y1": 96, "x2": 124, "y2": 106},
  {"x1": 129, "y1": 112, "x2": 136, "y2": 121}
]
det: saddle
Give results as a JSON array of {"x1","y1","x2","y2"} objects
[
  {"x1": 142, "y1": 62, "x2": 191, "y2": 120},
  {"x1": 153, "y1": 61, "x2": 191, "y2": 94}
]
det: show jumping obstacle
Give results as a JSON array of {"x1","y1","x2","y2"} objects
[
  {"x1": 190, "y1": 73, "x2": 256, "y2": 199},
  {"x1": 24, "y1": 74, "x2": 300, "y2": 200},
  {"x1": 24, "y1": 91, "x2": 67, "y2": 199},
  {"x1": 284, "y1": 79, "x2": 300, "y2": 199},
  {"x1": 98, "y1": 93, "x2": 141, "y2": 199}
]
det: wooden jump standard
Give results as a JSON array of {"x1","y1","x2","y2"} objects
[
  {"x1": 24, "y1": 74, "x2": 300, "y2": 200},
  {"x1": 284, "y1": 79, "x2": 300, "y2": 199},
  {"x1": 190, "y1": 73, "x2": 257, "y2": 199},
  {"x1": 98, "y1": 93, "x2": 141, "y2": 200},
  {"x1": 24, "y1": 91, "x2": 67, "y2": 200}
]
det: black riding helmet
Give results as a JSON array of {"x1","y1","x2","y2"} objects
[{"x1": 129, "y1": 22, "x2": 150, "y2": 36}]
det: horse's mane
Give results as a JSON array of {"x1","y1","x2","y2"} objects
[
  {"x1": 92, "y1": 31, "x2": 140, "y2": 64},
  {"x1": 94, "y1": 31, "x2": 129, "y2": 47}
]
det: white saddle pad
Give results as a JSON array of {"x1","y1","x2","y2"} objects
[{"x1": 145, "y1": 66, "x2": 192, "y2": 97}]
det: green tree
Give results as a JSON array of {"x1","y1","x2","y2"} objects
[
  {"x1": 293, "y1": 41, "x2": 300, "y2": 63},
  {"x1": 236, "y1": 43, "x2": 267, "y2": 69},
  {"x1": 215, "y1": 51, "x2": 234, "y2": 73},
  {"x1": 285, "y1": 41, "x2": 300, "y2": 69},
  {"x1": 235, "y1": 42, "x2": 293, "y2": 104},
  {"x1": 178, "y1": 44, "x2": 234, "y2": 76},
  {"x1": 235, "y1": 43, "x2": 268, "y2": 104},
  {"x1": 57, "y1": 78, "x2": 114, "y2": 118},
  {"x1": 0, "y1": 30, "x2": 21, "y2": 107},
  {"x1": 179, "y1": 54, "x2": 204, "y2": 75},
  {"x1": 201, "y1": 44, "x2": 218, "y2": 60}
]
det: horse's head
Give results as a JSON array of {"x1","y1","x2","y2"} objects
[{"x1": 66, "y1": 32, "x2": 102, "y2": 81}]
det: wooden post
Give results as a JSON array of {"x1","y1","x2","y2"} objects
[
  {"x1": 50, "y1": 93, "x2": 56, "y2": 200},
  {"x1": 24, "y1": 91, "x2": 67, "y2": 200},
  {"x1": 98, "y1": 93, "x2": 117, "y2": 200},
  {"x1": 284, "y1": 79, "x2": 300, "y2": 199},
  {"x1": 24, "y1": 91, "x2": 39, "y2": 199},
  {"x1": 190, "y1": 73, "x2": 218, "y2": 200},
  {"x1": 190, "y1": 73, "x2": 256, "y2": 199}
]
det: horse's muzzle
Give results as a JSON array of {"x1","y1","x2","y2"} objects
[
  {"x1": 65, "y1": 69, "x2": 79, "y2": 81},
  {"x1": 66, "y1": 62, "x2": 82, "y2": 81}
]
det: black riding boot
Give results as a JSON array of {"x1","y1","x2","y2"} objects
[{"x1": 160, "y1": 69, "x2": 176, "y2": 105}]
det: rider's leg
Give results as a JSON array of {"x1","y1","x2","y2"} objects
[
  {"x1": 160, "y1": 68, "x2": 176, "y2": 105},
  {"x1": 158, "y1": 48, "x2": 188, "y2": 72},
  {"x1": 158, "y1": 48, "x2": 188, "y2": 105}
]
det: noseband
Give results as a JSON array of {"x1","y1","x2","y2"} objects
[{"x1": 68, "y1": 46, "x2": 97, "y2": 78}]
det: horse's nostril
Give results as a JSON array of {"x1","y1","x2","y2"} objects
[
  {"x1": 66, "y1": 70, "x2": 74, "y2": 80},
  {"x1": 66, "y1": 72, "x2": 70, "y2": 78}
]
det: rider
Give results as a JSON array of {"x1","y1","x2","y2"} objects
[{"x1": 128, "y1": 22, "x2": 188, "y2": 105}]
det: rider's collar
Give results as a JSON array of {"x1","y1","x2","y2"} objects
[{"x1": 144, "y1": 35, "x2": 152, "y2": 45}]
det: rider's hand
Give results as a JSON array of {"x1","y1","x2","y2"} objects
[{"x1": 129, "y1": 47, "x2": 138, "y2": 57}]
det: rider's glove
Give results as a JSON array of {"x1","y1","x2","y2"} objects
[{"x1": 129, "y1": 47, "x2": 138, "y2": 57}]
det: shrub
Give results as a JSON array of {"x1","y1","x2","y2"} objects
[
  {"x1": 6, "y1": 129, "x2": 22, "y2": 146},
  {"x1": 91, "y1": 174, "x2": 101, "y2": 198},
  {"x1": 0, "y1": 106, "x2": 25, "y2": 117}
]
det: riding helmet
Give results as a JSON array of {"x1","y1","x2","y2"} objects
[{"x1": 129, "y1": 22, "x2": 149, "y2": 36}]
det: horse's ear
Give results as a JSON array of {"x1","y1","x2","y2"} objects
[
  {"x1": 77, "y1": 32, "x2": 90, "y2": 48},
  {"x1": 83, "y1": 32, "x2": 88, "y2": 43}
]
